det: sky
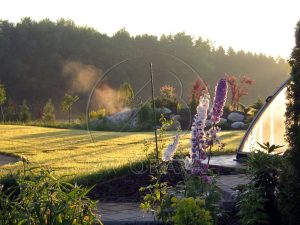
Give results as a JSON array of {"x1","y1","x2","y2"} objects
[{"x1": 0, "y1": 0, "x2": 299, "y2": 59}]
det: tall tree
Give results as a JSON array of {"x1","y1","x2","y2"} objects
[
  {"x1": 19, "y1": 100, "x2": 31, "y2": 122},
  {"x1": 225, "y1": 75, "x2": 255, "y2": 110},
  {"x1": 61, "y1": 94, "x2": 79, "y2": 123},
  {"x1": 42, "y1": 99, "x2": 55, "y2": 122},
  {"x1": 118, "y1": 82, "x2": 134, "y2": 108},
  {"x1": 0, "y1": 18, "x2": 290, "y2": 116},
  {"x1": 0, "y1": 81, "x2": 6, "y2": 121},
  {"x1": 279, "y1": 20, "x2": 300, "y2": 225}
]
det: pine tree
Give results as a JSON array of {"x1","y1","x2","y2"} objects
[
  {"x1": 19, "y1": 100, "x2": 31, "y2": 122},
  {"x1": 279, "y1": 20, "x2": 300, "y2": 225}
]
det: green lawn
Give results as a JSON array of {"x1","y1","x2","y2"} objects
[{"x1": 0, "y1": 125, "x2": 245, "y2": 184}]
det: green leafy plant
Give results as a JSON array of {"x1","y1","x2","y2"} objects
[
  {"x1": 140, "y1": 178, "x2": 171, "y2": 222},
  {"x1": 238, "y1": 184, "x2": 268, "y2": 225},
  {"x1": 171, "y1": 196, "x2": 213, "y2": 225},
  {"x1": 257, "y1": 142, "x2": 284, "y2": 154},
  {"x1": 238, "y1": 149, "x2": 282, "y2": 225},
  {"x1": 183, "y1": 175, "x2": 220, "y2": 224},
  {"x1": 139, "y1": 114, "x2": 176, "y2": 223},
  {"x1": 0, "y1": 161, "x2": 102, "y2": 225}
]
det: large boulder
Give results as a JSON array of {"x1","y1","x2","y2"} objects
[
  {"x1": 105, "y1": 108, "x2": 138, "y2": 129},
  {"x1": 205, "y1": 118, "x2": 227, "y2": 127},
  {"x1": 157, "y1": 107, "x2": 172, "y2": 114},
  {"x1": 227, "y1": 112, "x2": 244, "y2": 122},
  {"x1": 231, "y1": 121, "x2": 245, "y2": 129},
  {"x1": 219, "y1": 118, "x2": 228, "y2": 125}
]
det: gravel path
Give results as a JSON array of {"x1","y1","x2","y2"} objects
[{"x1": 0, "y1": 154, "x2": 19, "y2": 166}]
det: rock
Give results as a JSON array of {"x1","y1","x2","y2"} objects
[
  {"x1": 208, "y1": 118, "x2": 227, "y2": 127},
  {"x1": 227, "y1": 112, "x2": 244, "y2": 122},
  {"x1": 171, "y1": 114, "x2": 180, "y2": 120},
  {"x1": 231, "y1": 121, "x2": 245, "y2": 129},
  {"x1": 106, "y1": 108, "x2": 133, "y2": 123},
  {"x1": 219, "y1": 118, "x2": 227, "y2": 125},
  {"x1": 104, "y1": 108, "x2": 139, "y2": 129},
  {"x1": 157, "y1": 107, "x2": 172, "y2": 114}
]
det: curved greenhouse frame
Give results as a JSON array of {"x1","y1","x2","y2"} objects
[{"x1": 236, "y1": 78, "x2": 290, "y2": 159}]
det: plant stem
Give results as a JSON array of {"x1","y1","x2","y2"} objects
[{"x1": 150, "y1": 63, "x2": 159, "y2": 161}]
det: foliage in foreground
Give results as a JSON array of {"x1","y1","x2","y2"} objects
[
  {"x1": 140, "y1": 79, "x2": 228, "y2": 225},
  {"x1": 171, "y1": 197, "x2": 213, "y2": 225},
  {"x1": 0, "y1": 161, "x2": 102, "y2": 225},
  {"x1": 279, "y1": 19, "x2": 300, "y2": 225},
  {"x1": 238, "y1": 143, "x2": 283, "y2": 225}
]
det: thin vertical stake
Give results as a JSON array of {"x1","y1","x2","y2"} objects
[{"x1": 150, "y1": 63, "x2": 159, "y2": 160}]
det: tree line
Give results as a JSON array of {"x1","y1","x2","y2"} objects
[{"x1": 0, "y1": 17, "x2": 290, "y2": 119}]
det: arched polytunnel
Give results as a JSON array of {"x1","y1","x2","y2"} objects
[{"x1": 237, "y1": 78, "x2": 290, "y2": 159}]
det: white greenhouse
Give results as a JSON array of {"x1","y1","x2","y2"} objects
[{"x1": 237, "y1": 79, "x2": 290, "y2": 159}]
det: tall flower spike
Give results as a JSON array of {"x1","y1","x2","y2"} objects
[
  {"x1": 189, "y1": 94, "x2": 210, "y2": 175},
  {"x1": 162, "y1": 134, "x2": 180, "y2": 161},
  {"x1": 211, "y1": 79, "x2": 228, "y2": 124}
]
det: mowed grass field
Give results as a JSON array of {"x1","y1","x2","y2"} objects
[{"x1": 0, "y1": 125, "x2": 245, "y2": 184}]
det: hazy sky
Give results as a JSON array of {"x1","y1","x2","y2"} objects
[{"x1": 1, "y1": 0, "x2": 299, "y2": 58}]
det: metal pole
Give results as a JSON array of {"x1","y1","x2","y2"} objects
[{"x1": 149, "y1": 63, "x2": 159, "y2": 160}]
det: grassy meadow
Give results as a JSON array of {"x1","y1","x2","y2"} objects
[{"x1": 0, "y1": 125, "x2": 244, "y2": 185}]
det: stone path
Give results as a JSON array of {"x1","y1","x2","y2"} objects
[
  {"x1": 209, "y1": 154, "x2": 246, "y2": 169},
  {"x1": 217, "y1": 174, "x2": 250, "y2": 210},
  {"x1": 0, "y1": 154, "x2": 19, "y2": 166},
  {"x1": 98, "y1": 202, "x2": 156, "y2": 225},
  {"x1": 98, "y1": 174, "x2": 250, "y2": 224}
]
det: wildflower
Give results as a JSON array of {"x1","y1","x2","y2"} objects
[
  {"x1": 189, "y1": 94, "x2": 210, "y2": 176},
  {"x1": 162, "y1": 134, "x2": 180, "y2": 161},
  {"x1": 186, "y1": 79, "x2": 228, "y2": 183},
  {"x1": 184, "y1": 156, "x2": 192, "y2": 170},
  {"x1": 211, "y1": 78, "x2": 228, "y2": 124}
]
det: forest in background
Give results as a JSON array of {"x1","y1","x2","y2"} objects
[{"x1": 0, "y1": 17, "x2": 290, "y2": 118}]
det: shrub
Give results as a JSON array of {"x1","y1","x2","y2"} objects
[
  {"x1": 238, "y1": 184, "x2": 268, "y2": 225},
  {"x1": 171, "y1": 197, "x2": 213, "y2": 225},
  {"x1": 0, "y1": 162, "x2": 101, "y2": 225},
  {"x1": 238, "y1": 147, "x2": 282, "y2": 225},
  {"x1": 137, "y1": 103, "x2": 155, "y2": 130},
  {"x1": 89, "y1": 108, "x2": 106, "y2": 120}
]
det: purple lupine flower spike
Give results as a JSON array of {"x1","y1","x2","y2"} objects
[{"x1": 211, "y1": 79, "x2": 228, "y2": 124}]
